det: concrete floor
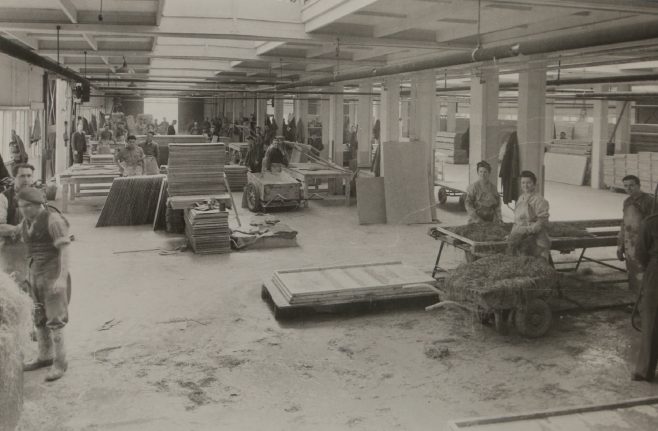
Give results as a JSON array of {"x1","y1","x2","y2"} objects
[{"x1": 17, "y1": 184, "x2": 658, "y2": 431}]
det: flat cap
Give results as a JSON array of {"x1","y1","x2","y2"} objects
[{"x1": 17, "y1": 187, "x2": 45, "y2": 205}]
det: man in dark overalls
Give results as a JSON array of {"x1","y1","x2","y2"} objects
[
  {"x1": 19, "y1": 188, "x2": 72, "y2": 382},
  {"x1": 634, "y1": 212, "x2": 658, "y2": 381}
]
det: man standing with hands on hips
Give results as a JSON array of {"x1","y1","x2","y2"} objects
[{"x1": 19, "y1": 187, "x2": 72, "y2": 382}]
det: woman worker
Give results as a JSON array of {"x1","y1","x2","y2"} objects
[
  {"x1": 508, "y1": 170, "x2": 551, "y2": 260},
  {"x1": 465, "y1": 161, "x2": 502, "y2": 224}
]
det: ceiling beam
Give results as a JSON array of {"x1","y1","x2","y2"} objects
[
  {"x1": 302, "y1": 0, "x2": 379, "y2": 33},
  {"x1": 484, "y1": 0, "x2": 658, "y2": 15},
  {"x1": 373, "y1": 3, "x2": 443, "y2": 39},
  {"x1": 56, "y1": 0, "x2": 78, "y2": 24},
  {"x1": 2, "y1": 30, "x2": 38, "y2": 50},
  {"x1": 0, "y1": 20, "x2": 453, "y2": 49},
  {"x1": 156, "y1": 0, "x2": 165, "y2": 26},
  {"x1": 82, "y1": 33, "x2": 97, "y2": 51},
  {"x1": 255, "y1": 41, "x2": 286, "y2": 55}
]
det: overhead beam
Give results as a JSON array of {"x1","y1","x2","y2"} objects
[
  {"x1": 255, "y1": 41, "x2": 286, "y2": 55},
  {"x1": 485, "y1": 0, "x2": 658, "y2": 15},
  {"x1": 82, "y1": 33, "x2": 97, "y2": 51},
  {"x1": 57, "y1": 0, "x2": 78, "y2": 24},
  {"x1": 2, "y1": 30, "x2": 38, "y2": 50},
  {"x1": 0, "y1": 20, "x2": 453, "y2": 49},
  {"x1": 156, "y1": 0, "x2": 165, "y2": 26},
  {"x1": 302, "y1": 0, "x2": 379, "y2": 33}
]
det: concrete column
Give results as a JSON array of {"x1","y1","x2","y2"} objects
[
  {"x1": 411, "y1": 70, "x2": 438, "y2": 219},
  {"x1": 256, "y1": 97, "x2": 267, "y2": 128},
  {"x1": 329, "y1": 86, "x2": 344, "y2": 166},
  {"x1": 55, "y1": 79, "x2": 70, "y2": 174},
  {"x1": 446, "y1": 101, "x2": 457, "y2": 132},
  {"x1": 274, "y1": 98, "x2": 284, "y2": 132},
  {"x1": 380, "y1": 77, "x2": 400, "y2": 143},
  {"x1": 357, "y1": 81, "x2": 373, "y2": 166},
  {"x1": 469, "y1": 67, "x2": 499, "y2": 184},
  {"x1": 517, "y1": 62, "x2": 547, "y2": 195},
  {"x1": 615, "y1": 84, "x2": 631, "y2": 154},
  {"x1": 319, "y1": 98, "x2": 331, "y2": 159},
  {"x1": 591, "y1": 85, "x2": 610, "y2": 189},
  {"x1": 545, "y1": 102, "x2": 555, "y2": 142}
]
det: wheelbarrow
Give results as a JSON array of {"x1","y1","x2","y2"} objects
[{"x1": 427, "y1": 274, "x2": 558, "y2": 338}]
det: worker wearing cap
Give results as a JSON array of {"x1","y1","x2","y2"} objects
[
  {"x1": 18, "y1": 187, "x2": 72, "y2": 382},
  {"x1": 465, "y1": 160, "x2": 503, "y2": 225},
  {"x1": 115, "y1": 134, "x2": 145, "y2": 176},
  {"x1": 263, "y1": 136, "x2": 289, "y2": 172},
  {"x1": 508, "y1": 170, "x2": 550, "y2": 260},
  {"x1": 633, "y1": 212, "x2": 658, "y2": 381},
  {"x1": 618, "y1": 175, "x2": 656, "y2": 294},
  {"x1": 0, "y1": 163, "x2": 35, "y2": 290},
  {"x1": 139, "y1": 131, "x2": 160, "y2": 175}
]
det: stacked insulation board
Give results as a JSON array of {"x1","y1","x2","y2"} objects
[
  {"x1": 631, "y1": 124, "x2": 658, "y2": 153},
  {"x1": 434, "y1": 131, "x2": 467, "y2": 164},
  {"x1": 167, "y1": 143, "x2": 226, "y2": 197},
  {"x1": 184, "y1": 208, "x2": 230, "y2": 254},
  {"x1": 546, "y1": 140, "x2": 592, "y2": 156},
  {"x1": 603, "y1": 152, "x2": 658, "y2": 192},
  {"x1": 96, "y1": 175, "x2": 166, "y2": 227},
  {"x1": 224, "y1": 165, "x2": 248, "y2": 191}
]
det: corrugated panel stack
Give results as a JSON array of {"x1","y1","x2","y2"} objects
[
  {"x1": 631, "y1": 124, "x2": 658, "y2": 153},
  {"x1": 167, "y1": 143, "x2": 226, "y2": 196},
  {"x1": 639, "y1": 152, "x2": 652, "y2": 188},
  {"x1": 434, "y1": 132, "x2": 467, "y2": 164},
  {"x1": 96, "y1": 175, "x2": 166, "y2": 227},
  {"x1": 614, "y1": 154, "x2": 627, "y2": 186},
  {"x1": 603, "y1": 152, "x2": 658, "y2": 191},
  {"x1": 224, "y1": 165, "x2": 248, "y2": 191},
  {"x1": 603, "y1": 156, "x2": 615, "y2": 188},
  {"x1": 547, "y1": 140, "x2": 592, "y2": 155},
  {"x1": 184, "y1": 208, "x2": 230, "y2": 254},
  {"x1": 90, "y1": 154, "x2": 115, "y2": 165},
  {"x1": 652, "y1": 153, "x2": 658, "y2": 192},
  {"x1": 626, "y1": 154, "x2": 639, "y2": 179}
]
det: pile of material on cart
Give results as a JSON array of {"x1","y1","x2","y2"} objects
[
  {"x1": 445, "y1": 255, "x2": 558, "y2": 308},
  {"x1": 0, "y1": 273, "x2": 33, "y2": 429},
  {"x1": 184, "y1": 202, "x2": 230, "y2": 254},
  {"x1": 271, "y1": 261, "x2": 436, "y2": 305},
  {"x1": 224, "y1": 165, "x2": 248, "y2": 191},
  {"x1": 96, "y1": 175, "x2": 166, "y2": 227},
  {"x1": 90, "y1": 154, "x2": 115, "y2": 165},
  {"x1": 167, "y1": 143, "x2": 226, "y2": 197},
  {"x1": 231, "y1": 214, "x2": 298, "y2": 250},
  {"x1": 445, "y1": 222, "x2": 593, "y2": 242}
]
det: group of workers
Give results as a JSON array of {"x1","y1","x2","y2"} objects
[
  {"x1": 463, "y1": 161, "x2": 658, "y2": 382},
  {"x1": 0, "y1": 163, "x2": 72, "y2": 382}
]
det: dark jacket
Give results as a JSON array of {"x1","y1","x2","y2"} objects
[{"x1": 499, "y1": 131, "x2": 520, "y2": 204}]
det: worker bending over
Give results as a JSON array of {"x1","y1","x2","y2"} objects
[
  {"x1": 508, "y1": 170, "x2": 550, "y2": 260},
  {"x1": 618, "y1": 175, "x2": 655, "y2": 293},
  {"x1": 465, "y1": 160, "x2": 502, "y2": 224},
  {"x1": 19, "y1": 188, "x2": 72, "y2": 382},
  {"x1": 263, "y1": 137, "x2": 289, "y2": 172},
  {"x1": 115, "y1": 134, "x2": 145, "y2": 176}
]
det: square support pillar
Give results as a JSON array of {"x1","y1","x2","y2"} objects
[
  {"x1": 320, "y1": 98, "x2": 331, "y2": 160},
  {"x1": 545, "y1": 102, "x2": 555, "y2": 142},
  {"x1": 357, "y1": 81, "x2": 373, "y2": 167},
  {"x1": 256, "y1": 97, "x2": 267, "y2": 128},
  {"x1": 446, "y1": 101, "x2": 457, "y2": 133},
  {"x1": 380, "y1": 77, "x2": 400, "y2": 143},
  {"x1": 518, "y1": 62, "x2": 547, "y2": 195},
  {"x1": 469, "y1": 67, "x2": 499, "y2": 184},
  {"x1": 410, "y1": 71, "x2": 438, "y2": 220},
  {"x1": 591, "y1": 85, "x2": 610, "y2": 190},
  {"x1": 615, "y1": 84, "x2": 631, "y2": 154},
  {"x1": 329, "y1": 87, "x2": 344, "y2": 166},
  {"x1": 274, "y1": 98, "x2": 284, "y2": 132}
]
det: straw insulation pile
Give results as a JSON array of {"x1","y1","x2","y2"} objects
[
  {"x1": 0, "y1": 272, "x2": 33, "y2": 430},
  {"x1": 445, "y1": 255, "x2": 558, "y2": 309},
  {"x1": 445, "y1": 222, "x2": 591, "y2": 242}
]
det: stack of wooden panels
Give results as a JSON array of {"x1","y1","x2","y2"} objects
[
  {"x1": 603, "y1": 157, "x2": 615, "y2": 189},
  {"x1": 224, "y1": 165, "x2": 248, "y2": 191},
  {"x1": 639, "y1": 152, "x2": 652, "y2": 187},
  {"x1": 631, "y1": 124, "x2": 658, "y2": 153},
  {"x1": 434, "y1": 132, "x2": 467, "y2": 164},
  {"x1": 603, "y1": 152, "x2": 658, "y2": 191},
  {"x1": 547, "y1": 140, "x2": 592, "y2": 155},
  {"x1": 184, "y1": 208, "x2": 230, "y2": 254},
  {"x1": 270, "y1": 261, "x2": 436, "y2": 305},
  {"x1": 90, "y1": 154, "x2": 115, "y2": 165},
  {"x1": 96, "y1": 175, "x2": 166, "y2": 227},
  {"x1": 167, "y1": 143, "x2": 226, "y2": 196}
]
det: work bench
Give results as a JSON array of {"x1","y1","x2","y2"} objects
[{"x1": 58, "y1": 164, "x2": 121, "y2": 213}]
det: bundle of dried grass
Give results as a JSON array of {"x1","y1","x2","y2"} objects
[
  {"x1": 0, "y1": 272, "x2": 34, "y2": 430},
  {"x1": 547, "y1": 222, "x2": 592, "y2": 238},
  {"x1": 446, "y1": 223, "x2": 512, "y2": 242},
  {"x1": 445, "y1": 255, "x2": 557, "y2": 309}
]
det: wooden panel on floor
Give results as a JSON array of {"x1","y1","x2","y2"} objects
[
  {"x1": 544, "y1": 152, "x2": 589, "y2": 186},
  {"x1": 356, "y1": 177, "x2": 386, "y2": 225},
  {"x1": 381, "y1": 141, "x2": 432, "y2": 224}
]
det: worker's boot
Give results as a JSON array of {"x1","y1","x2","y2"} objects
[
  {"x1": 23, "y1": 327, "x2": 53, "y2": 371},
  {"x1": 45, "y1": 328, "x2": 68, "y2": 382}
]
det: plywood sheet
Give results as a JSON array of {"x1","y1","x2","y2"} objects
[
  {"x1": 356, "y1": 177, "x2": 386, "y2": 225},
  {"x1": 544, "y1": 153, "x2": 589, "y2": 185},
  {"x1": 381, "y1": 141, "x2": 432, "y2": 224}
]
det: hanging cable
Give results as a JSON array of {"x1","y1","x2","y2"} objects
[
  {"x1": 98, "y1": 0, "x2": 104, "y2": 21},
  {"x1": 84, "y1": 50, "x2": 87, "y2": 78},
  {"x1": 56, "y1": 25, "x2": 61, "y2": 65},
  {"x1": 334, "y1": 37, "x2": 341, "y2": 78}
]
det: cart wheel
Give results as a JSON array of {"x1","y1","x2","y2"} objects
[
  {"x1": 515, "y1": 299, "x2": 552, "y2": 338},
  {"x1": 458, "y1": 194, "x2": 466, "y2": 211},
  {"x1": 245, "y1": 183, "x2": 262, "y2": 212},
  {"x1": 438, "y1": 187, "x2": 448, "y2": 204}
]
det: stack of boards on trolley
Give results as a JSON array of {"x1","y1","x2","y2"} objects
[{"x1": 167, "y1": 143, "x2": 227, "y2": 197}]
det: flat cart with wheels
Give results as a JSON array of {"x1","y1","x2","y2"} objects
[
  {"x1": 436, "y1": 183, "x2": 467, "y2": 210},
  {"x1": 244, "y1": 170, "x2": 303, "y2": 212}
]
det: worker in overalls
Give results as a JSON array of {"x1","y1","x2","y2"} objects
[
  {"x1": 139, "y1": 131, "x2": 160, "y2": 175},
  {"x1": 19, "y1": 187, "x2": 72, "y2": 382},
  {"x1": 508, "y1": 170, "x2": 551, "y2": 260},
  {"x1": 465, "y1": 160, "x2": 503, "y2": 224},
  {"x1": 618, "y1": 175, "x2": 655, "y2": 293},
  {"x1": 115, "y1": 134, "x2": 145, "y2": 176},
  {"x1": 0, "y1": 163, "x2": 35, "y2": 290},
  {"x1": 633, "y1": 212, "x2": 658, "y2": 381}
]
